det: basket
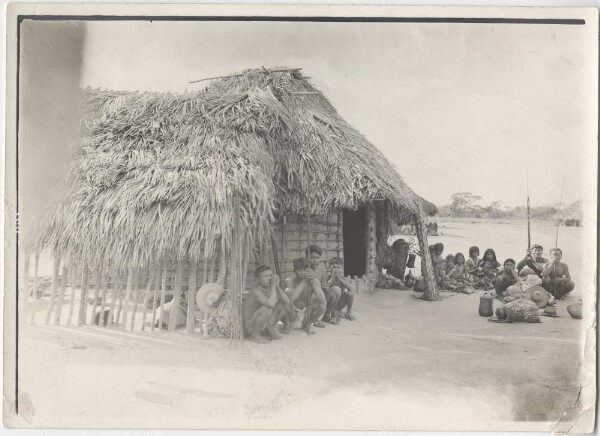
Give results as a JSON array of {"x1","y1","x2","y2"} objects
[{"x1": 504, "y1": 299, "x2": 540, "y2": 323}]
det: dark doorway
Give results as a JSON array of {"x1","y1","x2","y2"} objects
[{"x1": 343, "y1": 207, "x2": 367, "y2": 276}]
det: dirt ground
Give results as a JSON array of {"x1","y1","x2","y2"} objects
[{"x1": 15, "y1": 287, "x2": 592, "y2": 432}]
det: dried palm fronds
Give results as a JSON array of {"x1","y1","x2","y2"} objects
[{"x1": 31, "y1": 67, "x2": 432, "y2": 271}]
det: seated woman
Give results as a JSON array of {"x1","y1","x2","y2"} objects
[
  {"x1": 445, "y1": 254, "x2": 456, "y2": 275},
  {"x1": 432, "y1": 243, "x2": 451, "y2": 289},
  {"x1": 470, "y1": 249, "x2": 501, "y2": 290},
  {"x1": 448, "y1": 253, "x2": 472, "y2": 283},
  {"x1": 541, "y1": 248, "x2": 575, "y2": 299},
  {"x1": 465, "y1": 246, "x2": 481, "y2": 280}
]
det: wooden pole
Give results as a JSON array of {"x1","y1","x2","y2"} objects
[
  {"x1": 45, "y1": 256, "x2": 61, "y2": 325},
  {"x1": 414, "y1": 207, "x2": 439, "y2": 301},
  {"x1": 150, "y1": 266, "x2": 160, "y2": 331},
  {"x1": 77, "y1": 265, "x2": 90, "y2": 326},
  {"x1": 54, "y1": 265, "x2": 69, "y2": 325},
  {"x1": 186, "y1": 261, "x2": 198, "y2": 334},
  {"x1": 168, "y1": 262, "x2": 184, "y2": 332},
  {"x1": 107, "y1": 272, "x2": 120, "y2": 327},
  {"x1": 306, "y1": 212, "x2": 312, "y2": 334},
  {"x1": 130, "y1": 268, "x2": 143, "y2": 331},
  {"x1": 90, "y1": 266, "x2": 102, "y2": 326},
  {"x1": 216, "y1": 240, "x2": 227, "y2": 285},
  {"x1": 120, "y1": 267, "x2": 135, "y2": 330},
  {"x1": 98, "y1": 274, "x2": 108, "y2": 327},
  {"x1": 141, "y1": 267, "x2": 156, "y2": 332},
  {"x1": 159, "y1": 261, "x2": 168, "y2": 330},
  {"x1": 66, "y1": 264, "x2": 78, "y2": 326}
]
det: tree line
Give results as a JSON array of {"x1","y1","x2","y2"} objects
[{"x1": 437, "y1": 192, "x2": 582, "y2": 222}]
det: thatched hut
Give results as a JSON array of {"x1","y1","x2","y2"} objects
[{"x1": 29, "y1": 67, "x2": 438, "y2": 336}]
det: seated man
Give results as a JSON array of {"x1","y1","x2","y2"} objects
[
  {"x1": 494, "y1": 258, "x2": 519, "y2": 300},
  {"x1": 307, "y1": 245, "x2": 337, "y2": 326},
  {"x1": 242, "y1": 265, "x2": 290, "y2": 343},
  {"x1": 285, "y1": 257, "x2": 326, "y2": 335},
  {"x1": 541, "y1": 248, "x2": 575, "y2": 299},
  {"x1": 517, "y1": 244, "x2": 549, "y2": 279},
  {"x1": 326, "y1": 257, "x2": 356, "y2": 321}
]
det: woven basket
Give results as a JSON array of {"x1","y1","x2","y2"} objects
[{"x1": 505, "y1": 299, "x2": 540, "y2": 323}]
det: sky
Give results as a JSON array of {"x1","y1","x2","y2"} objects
[{"x1": 80, "y1": 20, "x2": 594, "y2": 207}]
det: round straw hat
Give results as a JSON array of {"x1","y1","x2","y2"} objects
[
  {"x1": 524, "y1": 285, "x2": 550, "y2": 308},
  {"x1": 196, "y1": 283, "x2": 225, "y2": 314}
]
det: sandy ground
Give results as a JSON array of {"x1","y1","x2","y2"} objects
[
  {"x1": 15, "y1": 288, "x2": 591, "y2": 431},
  {"x1": 12, "y1": 219, "x2": 595, "y2": 431}
]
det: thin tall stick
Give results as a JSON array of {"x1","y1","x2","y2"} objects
[
  {"x1": 120, "y1": 267, "x2": 135, "y2": 330},
  {"x1": 54, "y1": 265, "x2": 69, "y2": 325},
  {"x1": 130, "y1": 268, "x2": 143, "y2": 331},
  {"x1": 151, "y1": 265, "x2": 161, "y2": 331},
  {"x1": 159, "y1": 261, "x2": 168, "y2": 330},
  {"x1": 45, "y1": 256, "x2": 61, "y2": 325},
  {"x1": 107, "y1": 272, "x2": 120, "y2": 327},
  {"x1": 141, "y1": 268, "x2": 157, "y2": 332},
  {"x1": 186, "y1": 261, "x2": 198, "y2": 334},
  {"x1": 555, "y1": 175, "x2": 566, "y2": 248},
  {"x1": 306, "y1": 212, "x2": 312, "y2": 334},
  {"x1": 168, "y1": 262, "x2": 184, "y2": 332},
  {"x1": 77, "y1": 265, "x2": 90, "y2": 326},
  {"x1": 98, "y1": 274, "x2": 108, "y2": 327},
  {"x1": 67, "y1": 264, "x2": 78, "y2": 326},
  {"x1": 90, "y1": 266, "x2": 102, "y2": 326}
]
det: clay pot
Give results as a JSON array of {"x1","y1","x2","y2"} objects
[
  {"x1": 496, "y1": 306, "x2": 507, "y2": 320},
  {"x1": 567, "y1": 300, "x2": 583, "y2": 319},
  {"x1": 479, "y1": 293, "x2": 494, "y2": 317}
]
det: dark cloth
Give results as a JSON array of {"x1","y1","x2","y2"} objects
[{"x1": 517, "y1": 257, "x2": 548, "y2": 276}]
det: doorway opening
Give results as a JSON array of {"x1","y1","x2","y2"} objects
[{"x1": 342, "y1": 207, "x2": 367, "y2": 277}]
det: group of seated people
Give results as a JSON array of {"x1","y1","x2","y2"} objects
[
  {"x1": 430, "y1": 243, "x2": 575, "y2": 300},
  {"x1": 242, "y1": 245, "x2": 356, "y2": 344}
]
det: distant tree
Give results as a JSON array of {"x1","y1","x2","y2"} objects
[{"x1": 450, "y1": 192, "x2": 482, "y2": 217}]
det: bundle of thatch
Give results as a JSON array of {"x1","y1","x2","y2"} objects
[{"x1": 32, "y1": 67, "x2": 431, "y2": 274}]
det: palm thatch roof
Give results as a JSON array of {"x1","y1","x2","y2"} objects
[{"x1": 33, "y1": 67, "x2": 433, "y2": 269}]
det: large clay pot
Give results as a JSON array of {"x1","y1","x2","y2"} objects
[
  {"x1": 479, "y1": 293, "x2": 494, "y2": 317},
  {"x1": 567, "y1": 300, "x2": 583, "y2": 319}
]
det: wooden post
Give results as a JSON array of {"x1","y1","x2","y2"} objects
[
  {"x1": 22, "y1": 250, "x2": 31, "y2": 324},
  {"x1": 337, "y1": 211, "x2": 343, "y2": 258},
  {"x1": 107, "y1": 272, "x2": 121, "y2": 327},
  {"x1": 141, "y1": 268, "x2": 156, "y2": 332},
  {"x1": 90, "y1": 266, "x2": 102, "y2": 326},
  {"x1": 158, "y1": 261, "x2": 168, "y2": 330},
  {"x1": 151, "y1": 266, "x2": 160, "y2": 331},
  {"x1": 186, "y1": 261, "x2": 198, "y2": 334},
  {"x1": 365, "y1": 203, "x2": 378, "y2": 286},
  {"x1": 54, "y1": 265, "x2": 69, "y2": 325},
  {"x1": 414, "y1": 208, "x2": 439, "y2": 301},
  {"x1": 98, "y1": 274, "x2": 109, "y2": 327},
  {"x1": 120, "y1": 267, "x2": 135, "y2": 330},
  {"x1": 130, "y1": 268, "x2": 143, "y2": 331},
  {"x1": 67, "y1": 264, "x2": 78, "y2": 326},
  {"x1": 77, "y1": 265, "x2": 90, "y2": 326},
  {"x1": 216, "y1": 241, "x2": 227, "y2": 285},
  {"x1": 45, "y1": 256, "x2": 61, "y2": 325},
  {"x1": 168, "y1": 262, "x2": 184, "y2": 332}
]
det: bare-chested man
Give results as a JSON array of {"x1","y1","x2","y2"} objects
[
  {"x1": 326, "y1": 257, "x2": 356, "y2": 321},
  {"x1": 285, "y1": 257, "x2": 326, "y2": 334},
  {"x1": 304, "y1": 245, "x2": 343, "y2": 325},
  {"x1": 242, "y1": 265, "x2": 292, "y2": 343}
]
